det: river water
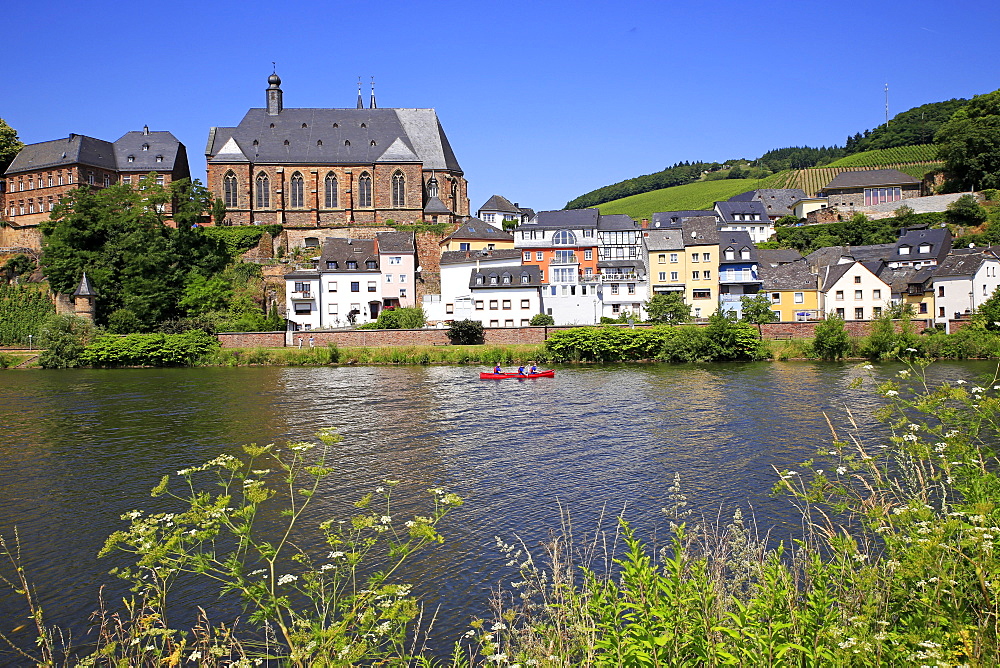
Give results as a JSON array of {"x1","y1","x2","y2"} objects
[{"x1": 1, "y1": 361, "x2": 996, "y2": 657}]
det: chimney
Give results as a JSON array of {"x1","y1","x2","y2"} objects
[
  {"x1": 514, "y1": 202, "x2": 519, "y2": 208},
  {"x1": 641, "y1": 218, "x2": 649, "y2": 229},
  {"x1": 143, "y1": 125, "x2": 149, "y2": 135}
]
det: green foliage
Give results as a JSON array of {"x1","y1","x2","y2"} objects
[
  {"x1": 529, "y1": 313, "x2": 555, "y2": 326},
  {"x1": 756, "y1": 145, "x2": 846, "y2": 171},
  {"x1": 372, "y1": 306, "x2": 426, "y2": 330},
  {"x1": 811, "y1": 315, "x2": 851, "y2": 360},
  {"x1": 975, "y1": 284, "x2": 1000, "y2": 331},
  {"x1": 645, "y1": 292, "x2": 691, "y2": 325},
  {"x1": 1, "y1": 254, "x2": 36, "y2": 282},
  {"x1": 0, "y1": 117, "x2": 23, "y2": 175},
  {"x1": 703, "y1": 311, "x2": 768, "y2": 361},
  {"x1": 211, "y1": 197, "x2": 227, "y2": 226},
  {"x1": 739, "y1": 293, "x2": 778, "y2": 327},
  {"x1": 40, "y1": 178, "x2": 230, "y2": 329},
  {"x1": 848, "y1": 98, "x2": 968, "y2": 152},
  {"x1": 0, "y1": 283, "x2": 54, "y2": 345},
  {"x1": 37, "y1": 314, "x2": 97, "y2": 368},
  {"x1": 861, "y1": 313, "x2": 920, "y2": 360},
  {"x1": 447, "y1": 319, "x2": 484, "y2": 345},
  {"x1": 201, "y1": 225, "x2": 282, "y2": 256},
  {"x1": 774, "y1": 211, "x2": 946, "y2": 253},
  {"x1": 826, "y1": 143, "x2": 940, "y2": 167},
  {"x1": 946, "y1": 193, "x2": 988, "y2": 226},
  {"x1": 937, "y1": 89, "x2": 1000, "y2": 191},
  {"x1": 80, "y1": 330, "x2": 220, "y2": 367},
  {"x1": 106, "y1": 308, "x2": 144, "y2": 334},
  {"x1": 264, "y1": 303, "x2": 285, "y2": 331},
  {"x1": 178, "y1": 272, "x2": 234, "y2": 316}
]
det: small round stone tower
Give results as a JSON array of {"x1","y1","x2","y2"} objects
[{"x1": 72, "y1": 272, "x2": 98, "y2": 321}]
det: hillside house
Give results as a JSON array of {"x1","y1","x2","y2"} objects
[{"x1": 821, "y1": 169, "x2": 922, "y2": 209}]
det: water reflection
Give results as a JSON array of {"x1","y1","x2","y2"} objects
[{"x1": 0, "y1": 361, "x2": 996, "y2": 656}]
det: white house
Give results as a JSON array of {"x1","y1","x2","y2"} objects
[
  {"x1": 818, "y1": 261, "x2": 892, "y2": 320},
  {"x1": 425, "y1": 249, "x2": 523, "y2": 323},
  {"x1": 931, "y1": 249, "x2": 1000, "y2": 328},
  {"x1": 377, "y1": 231, "x2": 418, "y2": 308},
  {"x1": 469, "y1": 265, "x2": 545, "y2": 327}
]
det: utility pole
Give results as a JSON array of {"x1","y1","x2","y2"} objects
[{"x1": 885, "y1": 83, "x2": 890, "y2": 126}]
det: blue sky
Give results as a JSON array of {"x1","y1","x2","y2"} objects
[{"x1": 4, "y1": 0, "x2": 998, "y2": 213}]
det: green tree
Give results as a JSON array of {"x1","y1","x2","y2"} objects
[
  {"x1": 447, "y1": 319, "x2": 484, "y2": 345},
  {"x1": 812, "y1": 315, "x2": 851, "y2": 360},
  {"x1": 739, "y1": 293, "x2": 778, "y2": 334},
  {"x1": 40, "y1": 177, "x2": 229, "y2": 329},
  {"x1": 936, "y1": 89, "x2": 1000, "y2": 191},
  {"x1": 529, "y1": 313, "x2": 555, "y2": 326},
  {"x1": 211, "y1": 197, "x2": 227, "y2": 226},
  {"x1": 644, "y1": 293, "x2": 690, "y2": 324},
  {"x1": 975, "y1": 285, "x2": 1000, "y2": 331},
  {"x1": 178, "y1": 272, "x2": 234, "y2": 316},
  {"x1": 0, "y1": 117, "x2": 23, "y2": 175},
  {"x1": 945, "y1": 193, "x2": 988, "y2": 227},
  {"x1": 37, "y1": 314, "x2": 97, "y2": 368}
]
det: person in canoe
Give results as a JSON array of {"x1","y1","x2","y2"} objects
[
  {"x1": 517, "y1": 364, "x2": 526, "y2": 375},
  {"x1": 529, "y1": 362, "x2": 538, "y2": 374},
  {"x1": 494, "y1": 364, "x2": 503, "y2": 374}
]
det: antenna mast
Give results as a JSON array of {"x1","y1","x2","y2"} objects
[{"x1": 885, "y1": 82, "x2": 889, "y2": 126}]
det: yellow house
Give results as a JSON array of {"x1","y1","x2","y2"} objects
[
  {"x1": 680, "y1": 217, "x2": 721, "y2": 318},
  {"x1": 761, "y1": 260, "x2": 822, "y2": 321},
  {"x1": 439, "y1": 218, "x2": 515, "y2": 252}
]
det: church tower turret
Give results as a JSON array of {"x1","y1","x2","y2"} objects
[{"x1": 266, "y1": 72, "x2": 283, "y2": 116}]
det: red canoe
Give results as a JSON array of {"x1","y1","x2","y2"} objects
[{"x1": 480, "y1": 370, "x2": 555, "y2": 380}]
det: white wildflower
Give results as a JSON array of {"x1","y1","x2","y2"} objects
[
  {"x1": 885, "y1": 390, "x2": 899, "y2": 397},
  {"x1": 375, "y1": 486, "x2": 385, "y2": 493},
  {"x1": 956, "y1": 379, "x2": 967, "y2": 385},
  {"x1": 837, "y1": 466, "x2": 847, "y2": 475},
  {"x1": 328, "y1": 551, "x2": 345, "y2": 558},
  {"x1": 276, "y1": 573, "x2": 298, "y2": 586},
  {"x1": 905, "y1": 347, "x2": 917, "y2": 352},
  {"x1": 381, "y1": 515, "x2": 392, "y2": 524},
  {"x1": 863, "y1": 364, "x2": 874, "y2": 370}
]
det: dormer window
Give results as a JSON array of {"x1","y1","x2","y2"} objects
[
  {"x1": 489, "y1": 274, "x2": 498, "y2": 285},
  {"x1": 919, "y1": 243, "x2": 931, "y2": 254},
  {"x1": 283, "y1": 140, "x2": 289, "y2": 146},
  {"x1": 317, "y1": 140, "x2": 323, "y2": 147},
  {"x1": 521, "y1": 273, "x2": 529, "y2": 284},
  {"x1": 333, "y1": 123, "x2": 339, "y2": 128},
  {"x1": 740, "y1": 248, "x2": 750, "y2": 259},
  {"x1": 361, "y1": 122, "x2": 367, "y2": 128},
  {"x1": 301, "y1": 123, "x2": 307, "y2": 128},
  {"x1": 899, "y1": 245, "x2": 911, "y2": 255},
  {"x1": 366, "y1": 260, "x2": 377, "y2": 269},
  {"x1": 476, "y1": 275, "x2": 484, "y2": 285},
  {"x1": 370, "y1": 140, "x2": 377, "y2": 146},
  {"x1": 253, "y1": 140, "x2": 258, "y2": 146},
  {"x1": 345, "y1": 140, "x2": 351, "y2": 147},
  {"x1": 269, "y1": 123, "x2": 275, "y2": 128},
  {"x1": 141, "y1": 144, "x2": 149, "y2": 151},
  {"x1": 155, "y1": 155, "x2": 163, "y2": 163},
  {"x1": 502, "y1": 273, "x2": 511, "y2": 284},
  {"x1": 725, "y1": 249, "x2": 735, "y2": 260},
  {"x1": 347, "y1": 261, "x2": 358, "y2": 269},
  {"x1": 127, "y1": 155, "x2": 135, "y2": 163}
]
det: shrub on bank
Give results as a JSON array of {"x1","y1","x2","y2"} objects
[{"x1": 81, "y1": 330, "x2": 220, "y2": 367}]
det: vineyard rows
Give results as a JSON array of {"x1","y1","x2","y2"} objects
[{"x1": 826, "y1": 144, "x2": 939, "y2": 167}]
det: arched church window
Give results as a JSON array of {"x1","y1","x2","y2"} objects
[
  {"x1": 223, "y1": 172, "x2": 238, "y2": 208},
  {"x1": 358, "y1": 172, "x2": 372, "y2": 207},
  {"x1": 255, "y1": 172, "x2": 270, "y2": 208},
  {"x1": 391, "y1": 171, "x2": 405, "y2": 207},
  {"x1": 290, "y1": 173, "x2": 304, "y2": 208},
  {"x1": 324, "y1": 172, "x2": 338, "y2": 208}
]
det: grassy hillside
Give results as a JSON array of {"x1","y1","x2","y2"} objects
[
  {"x1": 826, "y1": 144, "x2": 939, "y2": 167},
  {"x1": 596, "y1": 175, "x2": 789, "y2": 219}
]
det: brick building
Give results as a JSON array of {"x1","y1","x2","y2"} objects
[
  {"x1": 821, "y1": 169, "x2": 923, "y2": 209},
  {"x1": 2, "y1": 127, "x2": 190, "y2": 230},
  {"x1": 204, "y1": 74, "x2": 469, "y2": 228}
]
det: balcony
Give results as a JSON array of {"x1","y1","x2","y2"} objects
[
  {"x1": 291, "y1": 291, "x2": 314, "y2": 300},
  {"x1": 549, "y1": 253, "x2": 580, "y2": 265},
  {"x1": 719, "y1": 271, "x2": 760, "y2": 284},
  {"x1": 601, "y1": 273, "x2": 640, "y2": 282}
]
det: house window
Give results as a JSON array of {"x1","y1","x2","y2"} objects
[
  {"x1": 771, "y1": 293, "x2": 781, "y2": 303},
  {"x1": 584, "y1": 249, "x2": 592, "y2": 260},
  {"x1": 855, "y1": 307, "x2": 864, "y2": 319},
  {"x1": 389, "y1": 256, "x2": 401, "y2": 265},
  {"x1": 873, "y1": 306, "x2": 882, "y2": 317},
  {"x1": 367, "y1": 281, "x2": 376, "y2": 292},
  {"x1": 328, "y1": 304, "x2": 338, "y2": 315},
  {"x1": 489, "y1": 300, "x2": 499, "y2": 310},
  {"x1": 446, "y1": 303, "x2": 454, "y2": 314},
  {"x1": 725, "y1": 249, "x2": 735, "y2": 260},
  {"x1": 855, "y1": 290, "x2": 863, "y2": 299},
  {"x1": 702, "y1": 253, "x2": 710, "y2": 262},
  {"x1": 357, "y1": 172, "x2": 372, "y2": 207},
  {"x1": 328, "y1": 281, "x2": 337, "y2": 292},
  {"x1": 505, "y1": 319, "x2": 514, "y2": 327},
  {"x1": 658, "y1": 272, "x2": 666, "y2": 281},
  {"x1": 324, "y1": 173, "x2": 338, "y2": 208},
  {"x1": 854, "y1": 276, "x2": 861, "y2": 283},
  {"x1": 127, "y1": 155, "x2": 135, "y2": 163},
  {"x1": 155, "y1": 175, "x2": 164, "y2": 186},
  {"x1": 385, "y1": 274, "x2": 393, "y2": 283},
  {"x1": 521, "y1": 319, "x2": 531, "y2": 326},
  {"x1": 490, "y1": 320, "x2": 500, "y2": 327},
  {"x1": 553, "y1": 230, "x2": 576, "y2": 245},
  {"x1": 290, "y1": 173, "x2": 305, "y2": 208},
  {"x1": 612, "y1": 304, "x2": 621, "y2": 314},
  {"x1": 351, "y1": 282, "x2": 360, "y2": 292},
  {"x1": 366, "y1": 260, "x2": 377, "y2": 269},
  {"x1": 693, "y1": 289, "x2": 711, "y2": 299},
  {"x1": 475, "y1": 301, "x2": 484, "y2": 310},
  {"x1": 294, "y1": 303, "x2": 311, "y2": 314},
  {"x1": 476, "y1": 276, "x2": 484, "y2": 285},
  {"x1": 703, "y1": 270, "x2": 710, "y2": 280},
  {"x1": 658, "y1": 254, "x2": 666, "y2": 264},
  {"x1": 740, "y1": 249, "x2": 750, "y2": 259},
  {"x1": 919, "y1": 244, "x2": 931, "y2": 254},
  {"x1": 627, "y1": 284, "x2": 636, "y2": 295},
  {"x1": 794, "y1": 292, "x2": 804, "y2": 303},
  {"x1": 939, "y1": 306, "x2": 946, "y2": 317},
  {"x1": 293, "y1": 281, "x2": 310, "y2": 292},
  {"x1": 583, "y1": 229, "x2": 593, "y2": 238},
  {"x1": 899, "y1": 245, "x2": 911, "y2": 255},
  {"x1": 611, "y1": 284, "x2": 619, "y2": 295},
  {"x1": 523, "y1": 251, "x2": 530, "y2": 261},
  {"x1": 836, "y1": 308, "x2": 845, "y2": 318},
  {"x1": 670, "y1": 271, "x2": 678, "y2": 281},
  {"x1": 502, "y1": 300, "x2": 512, "y2": 310},
  {"x1": 670, "y1": 253, "x2": 678, "y2": 263},
  {"x1": 691, "y1": 253, "x2": 699, "y2": 263},
  {"x1": 873, "y1": 289, "x2": 881, "y2": 300},
  {"x1": 692, "y1": 271, "x2": 700, "y2": 280},
  {"x1": 536, "y1": 251, "x2": 543, "y2": 261},
  {"x1": 223, "y1": 172, "x2": 238, "y2": 207},
  {"x1": 391, "y1": 171, "x2": 405, "y2": 207},
  {"x1": 256, "y1": 173, "x2": 270, "y2": 208},
  {"x1": 835, "y1": 290, "x2": 844, "y2": 300},
  {"x1": 347, "y1": 261, "x2": 357, "y2": 269},
  {"x1": 399, "y1": 288, "x2": 407, "y2": 298},
  {"x1": 521, "y1": 299, "x2": 530, "y2": 309},
  {"x1": 938, "y1": 286, "x2": 945, "y2": 297},
  {"x1": 920, "y1": 302, "x2": 927, "y2": 314}
]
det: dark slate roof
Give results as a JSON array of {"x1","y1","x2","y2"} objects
[
  {"x1": 806, "y1": 243, "x2": 898, "y2": 268},
  {"x1": 518, "y1": 207, "x2": 535, "y2": 219},
  {"x1": 890, "y1": 227, "x2": 951, "y2": 263},
  {"x1": 376, "y1": 231, "x2": 416, "y2": 254},
  {"x1": 114, "y1": 130, "x2": 185, "y2": 172},
  {"x1": 682, "y1": 216, "x2": 720, "y2": 246},
  {"x1": 6, "y1": 134, "x2": 117, "y2": 174},
  {"x1": 478, "y1": 194, "x2": 521, "y2": 214},
  {"x1": 715, "y1": 200, "x2": 769, "y2": 223},
  {"x1": 519, "y1": 208, "x2": 599, "y2": 229},
  {"x1": 469, "y1": 265, "x2": 543, "y2": 289},
  {"x1": 206, "y1": 107, "x2": 461, "y2": 172},
  {"x1": 318, "y1": 238, "x2": 379, "y2": 270},
  {"x1": 598, "y1": 214, "x2": 638, "y2": 230},
  {"x1": 877, "y1": 266, "x2": 918, "y2": 293},
  {"x1": 651, "y1": 210, "x2": 715, "y2": 228},
  {"x1": 284, "y1": 269, "x2": 320, "y2": 279},
  {"x1": 728, "y1": 189, "x2": 809, "y2": 217},
  {"x1": 756, "y1": 249, "x2": 803, "y2": 266},
  {"x1": 73, "y1": 272, "x2": 98, "y2": 297},
  {"x1": 643, "y1": 228, "x2": 684, "y2": 251},
  {"x1": 719, "y1": 231, "x2": 758, "y2": 265},
  {"x1": 598, "y1": 259, "x2": 646, "y2": 271},
  {"x1": 933, "y1": 252, "x2": 990, "y2": 278},
  {"x1": 760, "y1": 260, "x2": 817, "y2": 291},
  {"x1": 819, "y1": 262, "x2": 855, "y2": 291},
  {"x1": 824, "y1": 169, "x2": 921, "y2": 190},
  {"x1": 442, "y1": 219, "x2": 515, "y2": 242},
  {"x1": 440, "y1": 248, "x2": 522, "y2": 265},
  {"x1": 423, "y1": 196, "x2": 452, "y2": 214}
]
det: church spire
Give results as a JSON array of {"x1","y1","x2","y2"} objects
[
  {"x1": 266, "y1": 65, "x2": 283, "y2": 116},
  {"x1": 370, "y1": 77, "x2": 377, "y2": 109},
  {"x1": 357, "y1": 77, "x2": 364, "y2": 109}
]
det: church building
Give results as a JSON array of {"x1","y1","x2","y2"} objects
[{"x1": 204, "y1": 74, "x2": 469, "y2": 227}]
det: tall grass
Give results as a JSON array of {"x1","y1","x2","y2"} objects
[{"x1": 205, "y1": 344, "x2": 550, "y2": 367}]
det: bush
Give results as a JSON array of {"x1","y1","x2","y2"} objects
[
  {"x1": 37, "y1": 315, "x2": 97, "y2": 369},
  {"x1": 529, "y1": 313, "x2": 555, "y2": 326},
  {"x1": 80, "y1": 330, "x2": 220, "y2": 367},
  {"x1": 372, "y1": 307, "x2": 426, "y2": 330},
  {"x1": 447, "y1": 319, "x2": 484, "y2": 345},
  {"x1": 0, "y1": 283, "x2": 55, "y2": 346},
  {"x1": 812, "y1": 315, "x2": 852, "y2": 360},
  {"x1": 106, "y1": 308, "x2": 145, "y2": 334}
]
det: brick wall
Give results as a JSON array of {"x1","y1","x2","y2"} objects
[{"x1": 217, "y1": 331, "x2": 287, "y2": 348}]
